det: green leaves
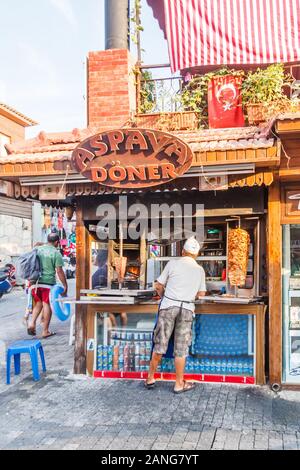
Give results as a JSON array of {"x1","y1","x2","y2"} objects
[{"x1": 241, "y1": 63, "x2": 292, "y2": 105}]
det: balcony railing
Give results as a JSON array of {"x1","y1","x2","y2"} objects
[
  {"x1": 139, "y1": 75, "x2": 183, "y2": 114},
  {"x1": 135, "y1": 64, "x2": 201, "y2": 130},
  {"x1": 136, "y1": 63, "x2": 300, "y2": 132}
]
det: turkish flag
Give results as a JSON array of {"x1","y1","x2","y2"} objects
[{"x1": 208, "y1": 75, "x2": 245, "y2": 129}]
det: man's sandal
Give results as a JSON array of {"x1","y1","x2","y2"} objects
[
  {"x1": 144, "y1": 380, "x2": 156, "y2": 389},
  {"x1": 42, "y1": 332, "x2": 56, "y2": 339},
  {"x1": 27, "y1": 327, "x2": 36, "y2": 336},
  {"x1": 174, "y1": 381, "x2": 196, "y2": 394}
]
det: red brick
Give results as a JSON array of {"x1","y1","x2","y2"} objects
[{"x1": 87, "y1": 49, "x2": 136, "y2": 127}]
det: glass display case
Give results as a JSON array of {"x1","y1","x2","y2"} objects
[
  {"x1": 146, "y1": 223, "x2": 227, "y2": 293},
  {"x1": 95, "y1": 312, "x2": 255, "y2": 379},
  {"x1": 283, "y1": 225, "x2": 300, "y2": 383}
]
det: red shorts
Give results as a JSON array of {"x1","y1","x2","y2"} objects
[{"x1": 32, "y1": 287, "x2": 51, "y2": 305}]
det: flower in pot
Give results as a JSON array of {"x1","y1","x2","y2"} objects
[{"x1": 241, "y1": 63, "x2": 293, "y2": 125}]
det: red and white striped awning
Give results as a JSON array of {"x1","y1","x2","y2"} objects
[{"x1": 148, "y1": 0, "x2": 300, "y2": 72}]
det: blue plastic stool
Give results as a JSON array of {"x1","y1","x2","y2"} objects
[{"x1": 6, "y1": 339, "x2": 46, "y2": 384}]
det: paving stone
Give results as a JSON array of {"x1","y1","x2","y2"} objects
[
  {"x1": 254, "y1": 431, "x2": 269, "y2": 450},
  {"x1": 185, "y1": 431, "x2": 201, "y2": 444},
  {"x1": 62, "y1": 443, "x2": 80, "y2": 450},
  {"x1": 239, "y1": 431, "x2": 255, "y2": 450},
  {"x1": 283, "y1": 433, "x2": 298, "y2": 450},
  {"x1": 223, "y1": 430, "x2": 241, "y2": 450},
  {"x1": 2, "y1": 286, "x2": 300, "y2": 451},
  {"x1": 268, "y1": 431, "x2": 283, "y2": 450},
  {"x1": 181, "y1": 441, "x2": 197, "y2": 450},
  {"x1": 212, "y1": 429, "x2": 227, "y2": 450}
]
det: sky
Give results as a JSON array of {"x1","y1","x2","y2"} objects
[{"x1": 0, "y1": 0, "x2": 169, "y2": 138}]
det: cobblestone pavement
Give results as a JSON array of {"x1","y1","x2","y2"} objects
[{"x1": 1, "y1": 285, "x2": 300, "y2": 450}]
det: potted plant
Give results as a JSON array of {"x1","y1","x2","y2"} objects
[{"x1": 241, "y1": 63, "x2": 293, "y2": 124}]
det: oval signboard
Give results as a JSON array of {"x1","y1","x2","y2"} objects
[{"x1": 71, "y1": 128, "x2": 193, "y2": 189}]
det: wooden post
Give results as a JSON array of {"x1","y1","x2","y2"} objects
[
  {"x1": 74, "y1": 198, "x2": 90, "y2": 374},
  {"x1": 255, "y1": 305, "x2": 266, "y2": 385},
  {"x1": 139, "y1": 229, "x2": 147, "y2": 289},
  {"x1": 268, "y1": 180, "x2": 282, "y2": 386}
]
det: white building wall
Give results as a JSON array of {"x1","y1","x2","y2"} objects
[{"x1": 0, "y1": 214, "x2": 32, "y2": 264}]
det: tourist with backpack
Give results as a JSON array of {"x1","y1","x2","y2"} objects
[{"x1": 23, "y1": 233, "x2": 68, "y2": 338}]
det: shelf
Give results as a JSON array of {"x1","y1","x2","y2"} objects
[{"x1": 150, "y1": 256, "x2": 227, "y2": 262}]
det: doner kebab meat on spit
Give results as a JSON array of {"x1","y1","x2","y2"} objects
[{"x1": 228, "y1": 228, "x2": 250, "y2": 287}]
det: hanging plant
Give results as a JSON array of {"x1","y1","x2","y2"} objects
[
  {"x1": 139, "y1": 70, "x2": 156, "y2": 113},
  {"x1": 129, "y1": 0, "x2": 144, "y2": 56}
]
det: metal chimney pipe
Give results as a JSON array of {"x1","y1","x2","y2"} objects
[{"x1": 105, "y1": 0, "x2": 129, "y2": 50}]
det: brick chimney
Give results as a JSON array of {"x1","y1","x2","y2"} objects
[{"x1": 87, "y1": 49, "x2": 137, "y2": 130}]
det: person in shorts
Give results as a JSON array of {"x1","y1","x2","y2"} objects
[
  {"x1": 145, "y1": 237, "x2": 206, "y2": 394},
  {"x1": 27, "y1": 233, "x2": 68, "y2": 338}
]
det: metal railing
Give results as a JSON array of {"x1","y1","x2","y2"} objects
[
  {"x1": 137, "y1": 64, "x2": 184, "y2": 114},
  {"x1": 135, "y1": 63, "x2": 300, "y2": 121}
]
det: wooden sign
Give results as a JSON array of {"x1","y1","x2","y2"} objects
[
  {"x1": 39, "y1": 184, "x2": 66, "y2": 200},
  {"x1": 71, "y1": 129, "x2": 193, "y2": 188},
  {"x1": 199, "y1": 175, "x2": 228, "y2": 191},
  {"x1": 284, "y1": 189, "x2": 300, "y2": 219},
  {"x1": 0, "y1": 180, "x2": 14, "y2": 197}
]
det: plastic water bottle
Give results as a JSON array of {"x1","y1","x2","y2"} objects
[
  {"x1": 227, "y1": 358, "x2": 232, "y2": 373},
  {"x1": 210, "y1": 359, "x2": 216, "y2": 373},
  {"x1": 216, "y1": 359, "x2": 221, "y2": 373},
  {"x1": 243, "y1": 359, "x2": 249, "y2": 375},
  {"x1": 221, "y1": 359, "x2": 227, "y2": 373},
  {"x1": 232, "y1": 359, "x2": 238, "y2": 374}
]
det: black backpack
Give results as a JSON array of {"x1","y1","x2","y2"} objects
[{"x1": 16, "y1": 249, "x2": 42, "y2": 281}]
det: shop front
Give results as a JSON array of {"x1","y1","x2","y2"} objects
[
  {"x1": 268, "y1": 116, "x2": 300, "y2": 390},
  {"x1": 0, "y1": 125, "x2": 277, "y2": 386},
  {"x1": 281, "y1": 185, "x2": 300, "y2": 385},
  {"x1": 70, "y1": 128, "x2": 270, "y2": 386}
]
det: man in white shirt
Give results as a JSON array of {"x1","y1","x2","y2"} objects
[{"x1": 145, "y1": 237, "x2": 206, "y2": 394}]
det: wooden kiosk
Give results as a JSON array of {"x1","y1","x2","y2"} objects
[
  {"x1": 71, "y1": 128, "x2": 269, "y2": 385},
  {"x1": 0, "y1": 124, "x2": 282, "y2": 386}
]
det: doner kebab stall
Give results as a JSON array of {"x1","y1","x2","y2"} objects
[{"x1": 65, "y1": 128, "x2": 267, "y2": 385}]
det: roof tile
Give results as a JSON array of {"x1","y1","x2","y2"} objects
[
  {"x1": 4, "y1": 122, "x2": 274, "y2": 156},
  {"x1": 0, "y1": 102, "x2": 38, "y2": 126}
]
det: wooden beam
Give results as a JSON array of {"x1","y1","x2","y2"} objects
[
  {"x1": 268, "y1": 179, "x2": 282, "y2": 386},
  {"x1": 255, "y1": 305, "x2": 267, "y2": 385},
  {"x1": 276, "y1": 119, "x2": 300, "y2": 134},
  {"x1": 74, "y1": 198, "x2": 91, "y2": 374},
  {"x1": 139, "y1": 229, "x2": 147, "y2": 289}
]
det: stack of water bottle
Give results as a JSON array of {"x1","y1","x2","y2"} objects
[
  {"x1": 97, "y1": 329, "x2": 153, "y2": 372},
  {"x1": 161, "y1": 356, "x2": 253, "y2": 375},
  {"x1": 191, "y1": 315, "x2": 249, "y2": 356},
  {"x1": 185, "y1": 356, "x2": 253, "y2": 374},
  {"x1": 172, "y1": 314, "x2": 255, "y2": 376}
]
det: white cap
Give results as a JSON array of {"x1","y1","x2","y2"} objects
[{"x1": 183, "y1": 237, "x2": 200, "y2": 255}]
